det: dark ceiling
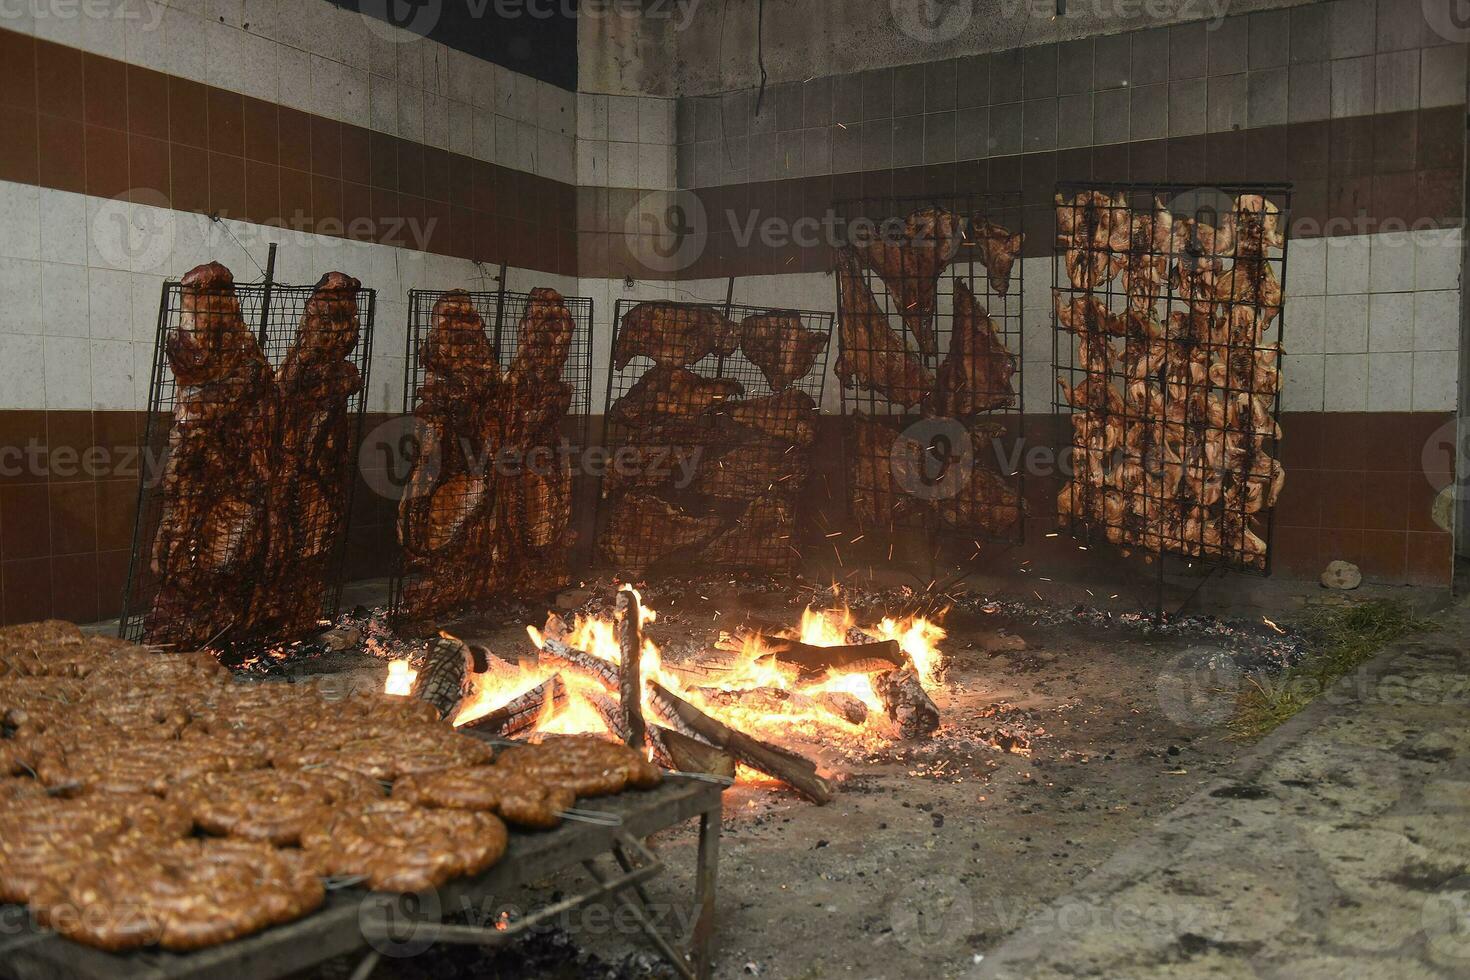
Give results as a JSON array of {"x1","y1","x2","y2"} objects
[{"x1": 331, "y1": 0, "x2": 579, "y2": 91}]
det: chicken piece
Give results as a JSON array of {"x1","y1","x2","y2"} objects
[
  {"x1": 1054, "y1": 191, "x2": 1127, "y2": 291},
  {"x1": 834, "y1": 250, "x2": 934, "y2": 408},
  {"x1": 849, "y1": 413, "x2": 907, "y2": 528},
  {"x1": 721, "y1": 388, "x2": 818, "y2": 446},
  {"x1": 934, "y1": 466, "x2": 1022, "y2": 535},
  {"x1": 699, "y1": 496, "x2": 795, "y2": 568},
  {"x1": 1214, "y1": 258, "x2": 1282, "y2": 328},
  {"x1": 1227, "y1": 194, "x2": 1284, "y2": 258},
  {"x1": 1119, "y1": 198, "x2": 1174, "y2": 313},
  {"x1": 1169, "y1": 254, "x2": 1222, "y2": 315},
  {"x1": 692, "y1": 443, "x2": 809, "y2": 500},
  {"x1": 600, "y1": 493, "x2": 724, "y2": 569},
  {"x1": 608, "y1": 366, "x2": 744, "y2": 429},
  {"x1": 970, "y1": 219, "x2": 1024, "y2": 298},
  {"x1": 614, "y1": 301, "x2": 739, "y2": 370},
  {"x1": 852, "y1": 207, "x2": 965, "y2": 357},
  {"x1": 932, "y1": 282, "x2": 1016, "y2": 416},
  {"x1": 509, "y1": 287, "x2": 575, "y2": 382},
  {"x1": 739, "y1": 312, "x2": 829, "y2": 390},
  {"x1": 1057, "y1": 376, "x2": 1123, "y2": 415}
]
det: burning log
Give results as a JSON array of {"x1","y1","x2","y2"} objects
[
  {"x1": 581, "y1": 688, "x2": 675, "y2": 769},
  {"x1": 616, "y1": 589, "x2": 646, "y2": 752},
  {"x1": 874, "y1": 669, "x2": 940, "y2": 739},
  {"x1": 760, "y1": 637, "x2": 906, "y2": 679},
  {"x1": 693, "y1": 686, "x2": 818, "y2": 717},
  {"x1": 533, "y1": 622, "x2": 698, "y2": 740},
  {"x1": 459, "y1": 674, "x2": 566, "y2": 738},
  {"x1": 653, "y1": 725, "x2": 737, "y2": 781},
  {"x1": 816, "y1": 692, "x2": 869, "y2": 727},
  {"x1": 409, "y1": 634, "x2": 473, "y2": 720},
  {"x1": 650, "y1": 681, "x2": 834, "y2": 804}
]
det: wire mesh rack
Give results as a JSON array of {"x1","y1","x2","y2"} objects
[
  {"x1": 390, "y1": 287, "x2": 594, "y2": 623},
  {"x1": 595, "y1": 298, "x2": 834, "y2": 574},
  {"x1": 121, "y1": 265, "x2": 375, "y2": 657},
  {"x1": 831, "y1": 192, "x2": 1026, "y2": 565},
  {"x1": 1051, "y1": 181, "x2": 1290, "y2": 576}
]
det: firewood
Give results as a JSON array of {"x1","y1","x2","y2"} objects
[
  {"x1": 533, "y1": 624, "x2": 698, "y2": 739},
  {"x1": 760, "y1": 637, "x2": 905, "y2": 678},
  {"x1": 650, "y1": 681, "x2": 834, "y2": 804},
  {"x1": 653, "y1": 725, "x2": 737, "y2": 781},
  {"x1": 616, "y1": 589, "x2": 646, "y2": 751},
  {"x1": 874, "y1": 669, "x2": 940, "y2": 739},
  {"x1": 580, "y1": 687, "x2": 675, "y2": 769},
  {"x1": 816, "y1": 692, "x2": 869, "y2": 727},
  {"x1": 409, "y1": 634, "x2": 473, "y2": 721},
  {"x1": 692, "y1": 686, "x2": 818, "y2": 716},
  {"x1": 459, "y1": 674, "x2": 566, "y2": 737}
]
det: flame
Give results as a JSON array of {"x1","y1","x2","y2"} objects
[
  {"x1": 867, "y1": 614, "x2": 947, "y2": 688},
  {"x1": 385, "y1": 659, "x2": 417, "y2": 695}
]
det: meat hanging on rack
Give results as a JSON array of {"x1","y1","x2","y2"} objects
[
  {"x1": 739, "y1": 311, "x2": 830, "y2": 391},
  {"x1": 1119, "y1": 198, "x2": 1174, "y2": 313},
  {"x1": 930, "y1": 281, "x2": 1017, "y2": 417},
  {"x1": 851, "y1": 207, "x2": 965, "y2": 357},
  {"x1": 721, "y1": 388, "x2": 819, "y2": 446},
  {"x1": 690, "y1": 442, "x2": 810, "y2": 501},
  {"x1": 1055, "y1": 190, "x2": 1127, "y2": 291},
  {"x1": 255, "y1": 271, "x2": 365, "y2": 637},
  {"x1": 970, "y1": 218, "x2": 1025, "y2": 298},
  {"x1": 509, "y1": 287, "x2": 576, "y2": 382},
  {"x1": 613, "y1": 301, "x2": 740, "y2": 370},
  {"x1": 697, "y1": 495, "x2": 795, "y2": 568},
  {"x1": 931, "y1": 423, "x2": 1023, "y2": 535},
  {"x1": 607, "y1": 365, "x2": 745, "y2": 429},
  {"x1": 600, "y1": 492, "x2": 725, "y2": 570},
  {"x1": 849, "y1": 412, "x2": 908, "y2": 529},
  {"x1": 146, "y1": 262, "x2": 277, "y2": 650},
  {"x1": 834, "y1": 250, "x2": 934, "y2": 408}
]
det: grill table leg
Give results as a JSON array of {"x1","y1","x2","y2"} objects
[{"x1": 689, "y1": 805, "x2": 721, "y2": 979}]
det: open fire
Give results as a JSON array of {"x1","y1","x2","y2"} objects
[{"x1": 383, "y1": 592, "x2": 948, "y2": 799}]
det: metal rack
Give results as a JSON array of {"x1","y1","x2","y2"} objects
[
  {"x1": 390, "y1": 287, "x2": 594, "y2": 623},
  {"x1": 1051, "y1": 181, "x2": 1290, "y2": 583},
  {"x1": 596, "y1": 296, "x2": 834, "y2": 574},
  {"x1": 831, "y1": 192, "x2": 1026, "y2": 569},
  {"x1": 120, "y1": 264, "x2": 374, "y2": 658}
]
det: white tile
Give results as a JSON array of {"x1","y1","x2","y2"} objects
[
  {"x1": 1280, "y1": 352, "x2": 1324, "y2": 411},
  {"x1": 121, "y1": 202, "x2": 178, "y2": 276},
  {"x1": 425, "y1": 43, "x2": 451, "y2": 97},
  {"x1": 0, "y1": 182, "x2": 40, "y2": 261},
  {"x1": 1324, "y1": 293, "x2": 1369, "y2": 352},
  {"x1": 132, "y1": 341, "x2": 155, "y2": 410},
  {"x1": 277, "y1": 45, "x2": 314, "y2": 113},
  {"x1": 447, "y1": 100, "x2": 474, "y2": 156},
  {"x1": 494, "y1": 115, "x2": 518, "y2": 170},
  {"x1": 468, "y1": 57, "x2": 495, "y2": 111},
  {"x1": 1414, "y1": 228, "x2": 1461, "y2": 290},
  {"x1": 541, "y1": 85, "x2": 575, "y2": 137},
  {"x1": 30, "y1": 0, "x2": 86, "y2": 47},
  {"x1": 578, "y1": 94, "x2": 608, "y2": 141},
  {"x1": 471, "y1": 108, "x2": 496, "y2": 162},
  {"x1": 368, "y1": 29, "x2": 398, "y2": 80},
  {"x1": 577, "y1": 139, "x2": 607, "y2": 186},
  {"x1": 78, "y1": 1, "x2": 128, "y2": 60},
  {"x1": 87, "y1": 269, "x2": 134, "y2": 341},
  {"x1": 38, "y1": 190, "x2": 88, "y2": 267},
  {"x1": 1367, "y1": 351, "x2": 1413, "y2": 410},
  {"x1": 43, "y1": 336, "x2": 92, "y2": 410},
  {"x1": 1421, "y1": 44, "x2": 1468, "y2": 109},
  {"x1": 91, "y1": 339, "x2": 136, "y2": 410},
  {"x1": 1325, "y1": 235, "x2": 1370, "y2": 294},
  {"x1": 40, "y1": 263, "x2": 89, "y2": 338},
  {"x1": 448, "y1": 48, "x2": 478, "y2": 106},
  {"x1": 542, "y1": 132, "x2": 575, "y2": 185},
  {"x1": 397, "y1": 37, "x2": 425, "y2": 91},
  {"x1": 1368, "y1": 292, "x2": 1414, "y2": 351},
  {"x1": 1413, "y1": 290, "x2": 1460, "y2": 351},
  {"x1": 1284, "y1": 236, "x2": 1325, "y2": 296},
  {"x1": 1413, "y1": 350, "x2": 1458, "y2": 411},
  {"x1": 638, "y1": 97, "x2": 673, "y2": 145},
  {"x1": 638, "y1": 143, "x2": 672, "y2": 190},
  {"x1": 161, "y1": 6, "x2": 210, "y2": 83},
  {"x1": 1288, "y1": 294, "x2": 1325, "y2": 353},
  {"x1": 397, "y1": 84, "x2": 424, "y2": 143},
  {"x1": 0, "y1": 258, "x2": 42, "y2": 336},
  {"x1": 1323, "y1": 353, "x2": 1368, "y2": 410},
  {"x1": 515, "y1": 121, "x2": 537, "y2": 172},
  {"x1": 369, "y1": 73, "x2": 397, "y2": 134},
  {"x1": 608, "y1": 141, "x2": 639, "y2": 187},
  {"x1": 423, "y1": 91, "x2": 449, "y2": 149},
  {"x1": 608, "y1": 96, "x2": 640, "y2": 141},
  {"x1": 1367, "y1": 232, "x2": 1415, "y2": 293},
  {"x1": 131, "y1": 274, "x2": 167, "y2": 343},
  {"x1": 339, "y1": 64, "x2": 371, "y2": 124},
  {"x1": 0, "y1": 335, "x2": 45, "y2": 409}
]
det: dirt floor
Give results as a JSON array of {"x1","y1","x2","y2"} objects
[{"x1": 226, "y1": 562, "x2": 1452, "y2": 980}]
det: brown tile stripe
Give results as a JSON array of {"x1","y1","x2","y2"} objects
[
  {"x1": 0, "y1": 407, "x2": 1453, "y2": 625},
  {"x1": 576, "y1": 106, "x2": 1465, "y2": 281},
  {"x1": 0, "y1": 27, "x2": 577, "y2": 277}
]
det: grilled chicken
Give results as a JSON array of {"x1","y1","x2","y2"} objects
[
  {"x1": 931, "y1": 282, "x2": 1016, "y2": 416},
  {"x1": 723, "y1": 388, "x2": 818, "y2": 446},
  {"x1": 852, "y1": 207, "x2": 964, "y2": 357},
  {"x1": 834, "y1": 250, "x2": 934, "y2": 408},
  {"x1": 740, "y1": 312, "x2": 829, "y2": 391},
  {"x1": 971, "y1": 219, "x2": 1024, "y2": 298},
  {"x1": 614, "y1": 301, "x2": 739, "y2": 370}
]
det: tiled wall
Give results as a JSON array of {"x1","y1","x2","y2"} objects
[{"x1": 673, "y1": 1, "x2": 1464, "y2": 186}]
